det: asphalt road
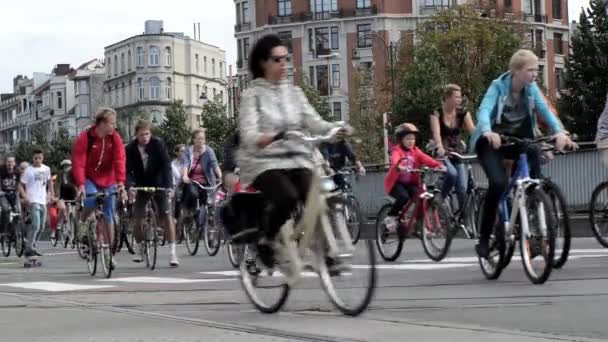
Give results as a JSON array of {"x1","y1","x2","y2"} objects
[{"x1": 2, "y1": 238, "x2": 608, "y2": 342}]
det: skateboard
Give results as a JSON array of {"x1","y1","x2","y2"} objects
[{"x1": 24, "y1": 256, "x2": 42, "y2": 268}]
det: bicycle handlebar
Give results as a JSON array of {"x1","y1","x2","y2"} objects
[
  {"x1": 271, "y1": 126, "x2": 347, "y2": 146},
  {"x1": 191, "y1": 180, "x2": 223, "y2": 191},
  {"x1": 130, "y1": 187, "x2": 171, "y2": 192}
]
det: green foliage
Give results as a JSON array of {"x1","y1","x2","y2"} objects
[
  {"x1": 393, "y1": 5, "x2": 525, "y2": 144},
  {"x1": 299, "y1": 75, "x2": 334, "y2": 122},
  {"x1": 201, "y1": 99, "x2": 236, "y2": 161},
  {"x1": 349, "y1": 69, "x2": 385, "y2": 164},
  {"x1": 558, "y1": 0, "x2": 608, "y2": 141},
  {"x1": 157, "y1": 100, "x2": 191, "y2": 153},
  {"x1": 15, "y1": 127, "x2": 73, "y2": 173}
]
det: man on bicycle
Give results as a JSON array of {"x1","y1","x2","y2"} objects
[
  {"x1": 126, "y1": 119, "x2": 178, "y2": 267},
  {"x1": 319, "y1": 136, "x2": 366, "y2": 190},
  {"x1": 53, "y1": 160, "x2": 78, "y2": 238},
  {"x1": 71, "y1": 107, "x2": 126, "y2": 269},
  {"x1": 0, "y1": 156, "x2": 20, "y2": 235}
]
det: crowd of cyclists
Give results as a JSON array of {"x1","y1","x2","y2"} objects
[{"x1": 0, "y1": 33, "x2": 595, "y2": 315}]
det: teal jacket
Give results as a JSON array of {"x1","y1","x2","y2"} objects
[{"x1": 469, "y1": 72, "x2": 563, "y2": 152}]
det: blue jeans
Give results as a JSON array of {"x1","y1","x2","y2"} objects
[
  {"x1": 441, "y1": 157, "x2": 467, "y2": 207},
  {"x1": 83, "y1": 179, "x2": 116, "y2": 224},
  {"x1": 29, "y1": 203, "x2": 46, "y2": 249}
]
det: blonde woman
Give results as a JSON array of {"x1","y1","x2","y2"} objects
[{"x1": 471, "y1": 49, "x2": 576, "y2": 258}]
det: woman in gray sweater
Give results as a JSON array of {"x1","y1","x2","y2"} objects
[{"x1": 237, "y1": 35, "x2": 346, "y2": 265}]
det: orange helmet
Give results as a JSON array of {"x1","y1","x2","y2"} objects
[{"x1": 394, "y1": 123, "x2": 419, "y2": 139}]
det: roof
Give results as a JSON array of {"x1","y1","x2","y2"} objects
[
  {"x1": 31, "y1": 80, "x2": 51, "y2": 96},
  {"x1": 76, "y1": 59, "x2": 100, "y2": 70},
  {"x1": 104, "y1": 33, "x2": 225, "y2": 52}
]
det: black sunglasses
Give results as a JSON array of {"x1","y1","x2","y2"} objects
[{"x1": 270, "y1": 55, "x2": 291, "y2": 63}]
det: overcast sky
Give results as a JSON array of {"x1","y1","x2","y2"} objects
[{"x1": 0, "y1": 0, "x2": 590, "y2": 93}]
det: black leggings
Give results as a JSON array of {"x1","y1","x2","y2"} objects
[
  {"x1": 388, "y1": 183, "x2": 418, "y2": 216},
  {"x1": 252, "y1": 168, "x2": 312, "y2": 239},
  {"x1": 181, "y1": 183, "x2": 208, "y2": 211},
  {"x1": 476, "y1": 136, "x2": 542, "y2": 241}
]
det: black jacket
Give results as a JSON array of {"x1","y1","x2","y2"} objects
[{"x1": 126, "y1": 137, "x2": 172, "y2": 189}]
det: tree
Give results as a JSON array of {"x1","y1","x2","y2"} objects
[
  {"x1": 393, "y1": 5, "x2": 525, "y2": 143},
  {"x1": 201, "y1": 99, "x2": 236, "y2": 161},
  {"x1": 157, "y1": 100, "x2": 191, "y2": 153},
  {"x1": 46, "y1": 128, "x2": 73, "y2": 172},
  {"x1": 558, "y1": 0, "x2": 608, "y2": 141},
  {"x1": 349, "y1": 69, "x2": 385, "y2": 164},
  {"x1": 299, "y1": 76, "x2": 334, "y2": 121}
]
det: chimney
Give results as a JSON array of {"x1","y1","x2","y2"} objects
[
  {"x1": 198, "y1": 23, "x2": 201, "y2": 41},
  {"x1": 193, "y1": 23, "x2": 196, "y2": 40}
]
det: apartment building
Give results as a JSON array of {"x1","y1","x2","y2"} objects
[
  {"x1": 234, "y1": 0, "x2": 570, "y2": 120},
  {"x1": 104, "y1": 20, "x2": 228, "y2": 130},
  {"x1": 69, "y1": 59, "x2": 106, "y2": 134}
]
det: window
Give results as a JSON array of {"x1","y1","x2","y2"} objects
[
  {"x1": 278, "y1": 31, "x2": 293, "y2": 53},
  {"x1": 165, "y1": 47, "x2": 172, "y2": 66},
  {"x1": 213, "y1": 88, "x2": 217, "y2": 99},
  {"x1": 149, "y1": 46, "x2": 160, "y2": 66},
  {"x1": 332, "y1": 64, "x2": 340, "y2": 88},
  {"x1": 332, "y1": 102, "x2": 342, "y2": 120},
  {"x1": 77, "y1": 80, "x2": 89, "y2": 95},
  {"x1": 107, "y1": 58, "x2": 111, "y2": 76},
  {"x1": 555, "y1": 67, "x2": 565, "y2": 90},
  {"x1": 357, "y1": 24, "x2": 372, "y2": 48},
  {"x1": 554, "y1": 33, "x2": 564, "y2": 54},
  {"x1": 121, "y1": 83, "x2": 126, "y2": 106},
  {"x1": 538, "y1": 64, "x2": 545, "y2": 87},
  {"x1": 128, "y1": 80, "x2": 132, "y2": 103},
  {"x1": 237, "y1": 39, "x2": 243, "y2": 61},
  {"x1": 315, "y1": 27, "x2": 330, "y2": 52},
  {"x1": 309, "y1": 66, "x2": 315, "y2": 85},
  {"x1": 219, "y1": 62, "x2": 224, "y2": 78},
  {"x1": 137, "y1": 47, "x2": 144, "y2": 67},
  {"x1": 212, "y1": 58, "x2": 216, "y2": 77},
  {"x1": 242, "y1": 1, "x2": 250, "y2": 23},
  {"x1": 57, "y1": 91, "x2": 62, "y2": 109},
  {"x1": 424, "y1": 0, "x2": 451, "y2": 6},
  {"x1": 79, "y1": 104, "x2": 89, "y2": 118},
  {"x1": 204, "y1": 86, "x2": 208, "y2": 96},
  {"x1": 204, "y1": 56, "x2": 208, "y2": 72},
  {"x1": 331, "y1": 27, "x2": 339, "y2": 50},
  {"x1": 278, "y1": 0, "x2": 292, "y2": 16},
  {"x1": 316, "y1": 65, "x2": 329, "y2": 96},
  {"x1": 553, "y1": 0, "x2": 562, "y2": 19},
  {"x1": 150, "y1": 77, "x2": 160, "y2": 99},
  {"x1": 120, "y1": 53, "x2": 125, "y2": 73},
  {"x1": 114, "y1": 55, "x2": 118, "y2": 76},
  {"x1": 311, "y1": 0, "x2": 337, "y2": 12},
  {"x1": 236, "y1": 3, "x2": 241, "y2": 24},
  {"x1": 196, "y1": 84, "x2": 200, "y2": 97},
  {"x1": 137, "y1": 78, "x2": 144, "y2": 100},
  {"x1": 166, "y1": 78, "x2": 172, "y2": 99},
  {"x1": 357, "y1": 0, "x2": 371, "y2": 8},
  {"x1": 243, "y1": 39, "x2": 250, "y2": 60},
  {"x1": 195, "y1": 54, "x2": 200, "y2": 73},
  {"x1": 128, "y1": 50, "x2": 132, "y2": 70},
  {"x1": 308, "y1": 29, "x2": 314, "y2": 52},
  {"x1": 220, "y1": 90, "x2": 224, "y2": 99},
  {"x1": 504, "y1": 0, "x2": 512, "y2": 11}
]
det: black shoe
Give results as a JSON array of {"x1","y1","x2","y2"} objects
[
  {"x1": 32, "y1": 249, "x2": 43, "y2": 257},
  {"x1": 256, "y1": 242, "x2": 275, "y2": 269},
  {"x1": 476, "y1": 239, "x2": 490, "y2": 259}
]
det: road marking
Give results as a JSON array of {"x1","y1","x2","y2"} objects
[
  {"x1": 0, "y1": 281, "x2": 114, "y2": 292},
  {"x1": 44, "y1": 251, "x2": 78, "y2": 256},
  {"x1": 355, "y1": 263, "x2": 475, "y2": 270},
  {"x1": 98, "y1": 276, "x2": 231, "y2": 284}
]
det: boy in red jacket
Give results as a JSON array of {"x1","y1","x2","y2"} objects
[
  {"x1": 384, "y1": 123, "x2": 443, "y2": 232},
  {"x1": 71, "y1": 108, "x2": 126, "y2": 267}
]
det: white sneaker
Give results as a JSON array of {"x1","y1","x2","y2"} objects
[
  {"x1": 169, "y1": 254, "x2": 179, "y2": 267},
  {"x1": 384, "y1": 216, "x2": 398, "y2": 233},
  {"x1": 133, "y1": 243, "x2": 144, "y2": 263}
]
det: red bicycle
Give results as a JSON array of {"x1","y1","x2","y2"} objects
[{"x1": 375, "y1": 167, "x2": 452, "y2": 262}]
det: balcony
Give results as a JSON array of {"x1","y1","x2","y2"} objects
[
  {"x1": 268, "y1": 6, "x2": 379, "y2": 25},
  {"x1": 522, "y1": 12, "x2": 548, "y2": 23},
  {"x1": 234, "y1": 22, "x2": 252, "y2": 32},
  {"x1": 269, "y1": 15, "x2": 294, "y2": 25},
  {"x1": 533, "y1": 46, "x2": 547, "y2": 59},
  {"x1": 315, "y1": 47, "x2": 332, "y2": 58}
]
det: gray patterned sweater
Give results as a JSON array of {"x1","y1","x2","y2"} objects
[{"x1": 237, "y1": 78, "x2": 337, "y2": 187}]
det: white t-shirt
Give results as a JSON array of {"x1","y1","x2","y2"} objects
[
  {"x1": 20, "y1": 164, "x2": 51, "y2": 205},
  {"x1": 171, "y1": 159, "x2": 181, "y2": 189},
  {"x1": 138, "y1": 144, "x2": 149, "y2": 170}
]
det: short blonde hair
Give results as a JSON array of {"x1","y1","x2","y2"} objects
[
  {"x1": 442, "y1": 84, "x2": 462, "y2": 101},
  {"x1": 509, "y1": 49, "x2": 538, "y2": 73},
  {"x1": 134, "y1": 119, "x2": 152, "y2": 133},
  {"x1": 95, "y1": 107, "x2": 117, "y2": 125}
]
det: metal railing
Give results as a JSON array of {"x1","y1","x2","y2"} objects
[{"x1": 268, "y1": 5, "x2": 379, "y2": 25}]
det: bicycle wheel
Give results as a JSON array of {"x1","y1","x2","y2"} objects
[
  {"x1": 421, "y1": 196, "x2": 453, "y2": 262},
  {"x1": 1, "y1": 235, "x2": 10, "y2": 257},
  {"x1": 519, "y1": 187, "x2": 556, "y2": 285},
  {"x1": 240, "y1": 244, "x2": 290, "y2": 314},
  {"x1": 345, "y1": 195, "x2": 363, "y2": 245},
  {"x1": 204, "y1": 209, "x2": 221, "y2": 257},
  {"x1": 375, "y1": 204, "x2": 404, "y2": 262},
  {"x1": 227, "y1": 241, "x2": 244, "y2": 268},
  {"x1": 589, "y1": 182, "x2": 608, "y2": 247},
  {"x1": 86, "y1": 222, "x2": 98, "y2": 276},
  {"x1": 464, "y1": 189, "x2": 485, "y2": 239},
  {"x1": 184, "y1": 216, "x2": 200, "y2": 256},
  {"x1": 145, "y1": 212, "x2": 158, "y2": 270},
  {"x1": 543, "y1": 180, "x2": 571, "y2": 269},
  {"x1": 100, "y1": 221, "x2": 113, "y2": 278},
  {"x1": 320, "y1": 199, "x2": 376, "y2": 316},
  {"x1": 14, "y1": 218, "x2": 25, "y2": 258},
  {"x1": 477, "y1": 196, "x2": 506, "y2": 280},
  {"x1": 61, "y1": 221, "x2": 69, "y2": 249}
]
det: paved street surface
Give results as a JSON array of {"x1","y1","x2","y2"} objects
[{"x1": 2, "y1": 238, "x2": 608, "y2": 341}]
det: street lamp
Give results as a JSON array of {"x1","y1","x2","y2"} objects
[{"x1": 199, "y1": 77, "x2": 229, "y2": 103}]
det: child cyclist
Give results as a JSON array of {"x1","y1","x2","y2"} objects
[{"x1": 383, "y1": 123, "x2": 444, "y2": 232}]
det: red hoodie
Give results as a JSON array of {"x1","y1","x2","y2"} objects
[
  {"x1": 384, "y1": 144, "x2": 441, "y2": 194},
  {"x1": 71, "y1": 126, "x2": 126, "y2": 188}
]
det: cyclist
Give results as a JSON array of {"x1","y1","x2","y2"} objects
[
  {"x1": 430, "y1": 84, "x2": 475, "y2": 207},
  {"x1": 180, "y1": 129, "x2": 222, "y2": 217},
  {"x1": 384, "y1": 123, "x2": 443, "y2": 232},
  {"x1": 126, "y1": 119, "x2": 179, "y2": 267},
  {"x1": 319, "y1": 136, "x2": 366, "y2": 190},
  {"x1": 237, "y1": 34, "x2": 349, "y2": 267},
  {"x1": 18, "y1": 148, "x2": 53, "y2": 257},
  {"x1": 470, "y1": 49, "x2": 576, "y2": 258},
  {"x1": 71, "y1": 107, "x2": 126, "y2": 268},
  {"x1": 596, "y1": 95, "x2": 608, "y2": 166},
  {"x1": 0, "y1": 156, "x2": 20, "y2": 235},
  {"x1": 53, "y1": 160, "x2": 78, "y2": 239}
]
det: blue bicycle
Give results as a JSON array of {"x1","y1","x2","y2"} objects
[{"x1": 477, "y1": 136, "x2": 556, "y2": 285}]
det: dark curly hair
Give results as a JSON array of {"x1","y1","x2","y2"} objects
[{"x1": 249, "y1": 35, "x2": 285, "y2": 80}]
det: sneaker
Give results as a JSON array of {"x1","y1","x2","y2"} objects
[
  {"x1": 384, "y1": 216, "x2": 398, "y2": 233},
  {"x1": 132, "y1": 243, "x2": 144, "y2": 263},
  {"x1": 476, "y1": 239, "x2": 490, "y2": 259},
  {"x1": 169, "y1": 253, "x2": 179, "y2": 267}
]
